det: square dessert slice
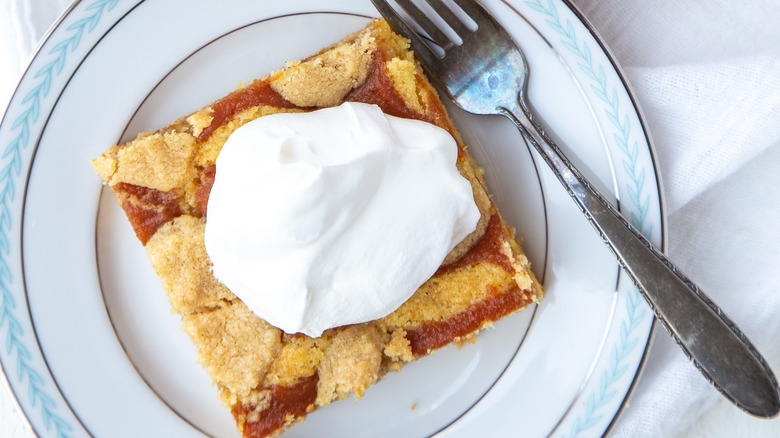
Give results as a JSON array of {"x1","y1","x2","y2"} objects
[{"x1": 92, "y1": 20, "x2": 543, "y2": 438}]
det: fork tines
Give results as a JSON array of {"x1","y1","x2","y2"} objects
[{"x1": 371, "y1": 0, "x2": 486, "y2": 58}]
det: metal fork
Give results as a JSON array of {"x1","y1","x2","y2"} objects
[{"x1": 371, "y1": 0, "x2": 780, "y2": 418}]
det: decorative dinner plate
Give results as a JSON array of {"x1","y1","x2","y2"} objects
[{"x1": 0, "y1": 0, "x2": 661, "y2": 436}]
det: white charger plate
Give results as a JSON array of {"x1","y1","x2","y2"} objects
[{"x1": 0, "y1": 0, "x2": 661, "y2": 436}]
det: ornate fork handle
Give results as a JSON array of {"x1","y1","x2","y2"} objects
[
  {"x1": 370, "y1": 0, "x2": 780, "y2": 417},
  {"x1": 501, "y1": 97, "x2": 780, "y2": 417}
]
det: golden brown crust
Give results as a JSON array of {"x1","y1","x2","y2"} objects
[
  {"x1": 181, "y1": 302, "x2": 282, "y2": 406},
  {"x1": 315, "y1": 324, "x2": 388, "y2": 406},
  {"x1": 92, "y1": 130, "x2": 197, "y2": 192},
  {"x1": 270, "y1": 31, "x2": 375, "y2": 107},
  {"x1": 145, "y1": 215, "x2": 234, "y2": 314}
]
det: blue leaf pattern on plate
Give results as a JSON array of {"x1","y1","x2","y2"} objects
[
  {"x1": 0, "y1": 1, "x2": 119, "y2": 437},
  {"x1": 524, "y1": 0, "x2": 651, "y2": 436}
]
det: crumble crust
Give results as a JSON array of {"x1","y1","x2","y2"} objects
[{"x1": 270, "y1": 31, "x2": 375, "y2": 107}]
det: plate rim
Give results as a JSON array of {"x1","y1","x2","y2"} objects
[
  {"x1": 0, "y1": 0, "x2": 663, "y2": 436},
  {"x1": 533, "y1": 0, "x2": 662, "y2": 434},
  {"x1": 0, "y1": 2, "x2": 141, "y2": 437},
  {"x1": 559, "y1": 0, "x2": 663, "y2": 430}
]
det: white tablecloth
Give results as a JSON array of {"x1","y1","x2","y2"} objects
[{"x1": 2, "y1": 0, "x2": 779, "y2": 437}]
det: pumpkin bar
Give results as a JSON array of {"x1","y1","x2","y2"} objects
[{"x1": 92, "y1": 19, "x2": 543, "y2": 438}]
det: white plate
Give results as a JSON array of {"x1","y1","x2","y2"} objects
[{"x1": 0, "y1": 0, "x2": 661, "y2": 436}]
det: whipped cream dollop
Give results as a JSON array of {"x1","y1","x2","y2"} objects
[{"x1": 204, "y1": 102, "x2": 479, "y2": 337}]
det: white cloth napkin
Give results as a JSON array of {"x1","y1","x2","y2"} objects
[
  {"x1": 569, "y1": 0, "x2": 780, "y2": 436},
  {"x1": 0, "y1": 0, "x2": 71, "y2": 108},
  {"x1": 1, "y1": 1, "x2": 779, "y2": 437}
]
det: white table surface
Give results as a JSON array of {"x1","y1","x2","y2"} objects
[{"x1": 2, "y1": 0, "x2": 780, "y2": 437}]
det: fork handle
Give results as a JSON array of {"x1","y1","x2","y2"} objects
[{"x1": 500, "y1": 102, "x2": 780, "y2": 418}]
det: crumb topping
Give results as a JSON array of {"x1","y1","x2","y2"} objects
[
  {"x1": 182, "y1": 301, "x2": 282, "y2": 405},
  {"x1": 271, "y1": 33, "x2": 375, "y2": 108},
  {"x1": 96, "y1": 131, "x2": 197, "y2": 192},
  {"x1": 315, "y1": 325, "x2": 388, "y2": 406},
  {"x1": 383, "y1": 329, "x2": 414, "y2": 362},
  {"x1": 145, "y1": 215, "x2": 234, "y2": 313},
  {"x1": 187, "y1": 108, "x2": 214, "y2": 138}
]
